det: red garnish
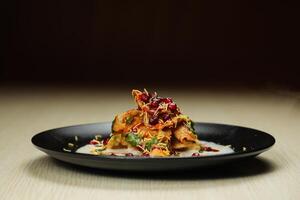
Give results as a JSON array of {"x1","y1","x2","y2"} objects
[
  {"x1": 140, "y1": 93, "x2": 149, "y2": 102},
  {"x1": 89, "y1": 139, "x2": 99, "y2": 145},
  {"x1": 150, "y1": 101, "x2": 159, "y2": 108},
  {"x1": 148, "y1": 110, "x2": 155, "y2": 115},
  {"x1": 149, "y1": 115, "x2": 159, "y2": 125},
  {"x1": 125, "y1": 153, "x2": 134, "y2": 157},
  {"x1": 203, "y1": 146, "x2": 219, "y2": 152},
  {"x1": 162, "y1": 113, "x2": 170, "y2": 121},
  {"x1": 135, "y1": 146, "x2": 144, "y2": 152},
  {"x1": 168, "y1": 103, "x2": 177, "y2": 111},
  {"x1": 192, "y1": 153, "x2": 201, "y2": 157},
  {"x1": 162, "y1": 98, "x2": 173, "y2": 104},
  {"x1": 142, "y1": 153, "x2": 150, "y2": 157},
  {"x1": 103, "y1": 138, "x2": 109, "y2": 145}
]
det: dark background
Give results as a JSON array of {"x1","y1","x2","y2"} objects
[{"x1": 3, "y1": 0, "x2": 300, "y2": 88}]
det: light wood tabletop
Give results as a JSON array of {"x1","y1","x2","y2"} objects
[{"x1": 0, "y1": 86, "x2": 299, "y2": 200}]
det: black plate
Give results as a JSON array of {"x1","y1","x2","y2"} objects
[{"x1": 31, "y1": 122, "x2": 275, "y2": 171}]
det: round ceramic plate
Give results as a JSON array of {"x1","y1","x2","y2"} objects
[{"x1": 31, "y1": 122, "x2": 275, "y2": 171}]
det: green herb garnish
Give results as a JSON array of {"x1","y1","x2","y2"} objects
[
  {"x1": 95, "y1": 135, "x2": 102, "y2": 141},
  {"x1": 125, "y1": 116, "x2": 134, "y2": 124},
  {"x1": 125, "y1": 133, "x2": 140, "y2": 147},
  {"x1": 186, "y1": 121, "x2": 196, "y2": 134},
  {"x1": 95, "y1": 147, "x2": 106, "y2": 152},
  {"x1": 145, "y1": 137, "x2": 158, "y2": 151}
]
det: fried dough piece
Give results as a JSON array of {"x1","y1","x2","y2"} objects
[
  {"x1": 172, "y1": 139, "x2": 200, "y2": 150},
  {"x1": 112, "y1": 109, "x2": 143, "y2": 134},
  {"x1": 173, "y1": 125, "x2": 197, "y2": 143},
  {"x1": 106, "y1": 134, "x2": 128, "y2": 149}
]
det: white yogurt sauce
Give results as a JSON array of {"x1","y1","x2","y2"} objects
[
  {"x1": 76, "y1": 140, "x2": 234, "y2": 157},
  {"x1": 76, "y1": 145, "x2": 142, "y2": 156},
  {"x1": 178, "y1": 140, "x2": 234, "y2": 157}
]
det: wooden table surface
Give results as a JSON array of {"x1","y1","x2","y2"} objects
[{"x1": 0, "y1": 86, "x2": 299, "y2": 200}]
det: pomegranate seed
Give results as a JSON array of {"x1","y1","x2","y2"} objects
[
  {"x1": 90, "y1": 140, "x2": 99, "y2": 145},
  {"x1": 203, "y1": 147, "x2": 219, "y2": 152},
  {"x1": 192, "y1": 153, "x2": 200, "y2": 157},
  {"x1": 168, "y1": 103, "x2": 177, "y2": 111},
  {"x1": 162, "y1": 98, "x2": 173, "y2": 103},
  {"x1": 148, "y1": 110, "x2": 155, "y2": 115},
  {"x1": 140, "y1": 93, "x2": 149, "y2": 102},
  {"x1": 136, "y1": 146, "x2": 144, "y2": 151},
  {"x1": 142, "y1": 153, "x2": 150, "y2": 157},
  {"x1": 150, "y1": 101, "x2": 159, "y2": 108},
  {"x1": 162, "y1": 113, "x2": 170, "y2": 121},
  {"x1": 125, "y1": 153, "x2": 134, "y2": 157},
  {"x1": 149, "y1": 115, "x2": 159, "y2": 125},
  {"x1": 103, "y1": 138, "x2": 109, "y2": 145}
]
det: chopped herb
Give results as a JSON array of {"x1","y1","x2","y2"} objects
[
  {"x1": 145, "y1": 137, "x2": 158, "y2": 151},
  {"x1": 125, "y1": 133, "x2": 140, "y2": 147},
  {"x1": 95, "y1": 135, "x2": 102, "y2": 141},
  {"x1": 125, "y1": 116, "x2": 134, "y2": 124},
  {"x1": 178, "y1": 114, "x2": 189, "y2": 121},
  {"x1": 186, "y1": 121, "x2": 196, "y2": 134},
  {"x1": 95, "y1": 147, "x2": 106, "y2": 152}
]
